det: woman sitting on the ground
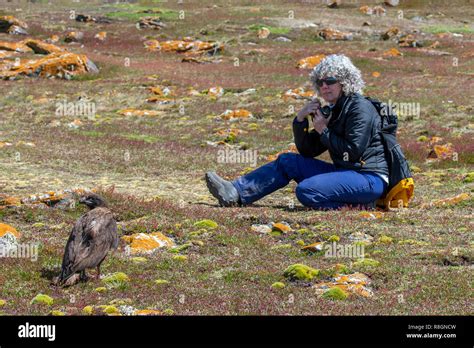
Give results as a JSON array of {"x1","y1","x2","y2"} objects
[{"x1": 205, "y1": 54, "x2": 389, "y2": 210}]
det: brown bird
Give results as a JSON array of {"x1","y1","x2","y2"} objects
[{"x1": 53, "y1": 193, "x2": 118, "y2": 287}]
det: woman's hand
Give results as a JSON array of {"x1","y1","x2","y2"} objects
[
  {"x1": 296, "y1": 99, "x2": 321, "y2": 122},
  {"x1": 312, "y1": 108, "x2": 331, "y2": 134}
]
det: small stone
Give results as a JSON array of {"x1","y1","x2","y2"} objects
[
  {"x1": 274, "y1": 36, "x2": 291, "y2": 42},
  {"x1": 251, "y1": 224, "x2": 272, "y2": 234}
]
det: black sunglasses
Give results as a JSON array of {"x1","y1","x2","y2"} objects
[{"x1": 316, "y1": 77, "x2": 338, "y2": 87}]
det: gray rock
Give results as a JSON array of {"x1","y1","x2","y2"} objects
[{"x1": 274, "y1": 36, "x2": 292, "y2": 42}]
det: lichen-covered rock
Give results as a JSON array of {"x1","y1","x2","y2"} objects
[
  {"x1": 218, "y1": 109, "x2": 253, "y2": 121},
  {"x1": 282, "y1": 87, "x2": 315, "y2": 100},
  {"x1": 0, "y1": 52, "x2": 99, "y2": 80},
  {"x1": 0, "y1": 16, "x2": 28, "y2": 35},
  {"x1": 283, "y1": 264, "x2": 319, "y2": 281},
  {"x1": 314, "y1": 272, "x2": 373, "y2": 298},
  {"x1": 322, "y1": 287, "x2": 348, "y2": 300},
  {"x1": 0, "y1": 40, "x2": 32, "y2": 52},
  {"x1": 272, "y1": 222, "x2": 292, "y2": 233},
  {"x1": 137, "y1": 17, "x2": 166, "y2": 30},
  {"x1": 117, "y1": 109, "x2": 164, "y2": 117},
  {"x1": 24, "y1": 39, "x2": 64, "y2": 55},
  {"x1": 30, "y1": 294, "x2": 54, "y2": 306},
  {"x1": 318, "y1": 28, "x2": 353, "y2": 41},
  {"x1": 0, "y1": 223, "x2": 20, "y2": 239},
  {"x1": 122, "y1": 232, "x2": 174, "y2": 254},
  {"x1": 296, "y1": 54, "x2": 325, "y2": 69},
  {"x1": 301, "y1": 242, "x2": 324, "y2": 252},
  {"x1": 64, "y1": 31, "x2": 84, "y2": 43}
]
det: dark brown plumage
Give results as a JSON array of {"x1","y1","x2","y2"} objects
[{"x1": 53, "y1": 193, "x2": 118, "y2": 287}]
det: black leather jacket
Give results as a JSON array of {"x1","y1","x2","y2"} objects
[{"x1": 292, "y1": 92, "x2": 389, "y2": 177}]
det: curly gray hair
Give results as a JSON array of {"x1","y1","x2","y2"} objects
[{"x1": 309, "y1": 54, "x2": 365, "y2": 95}]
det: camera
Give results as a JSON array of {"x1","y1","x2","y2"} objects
[
  {"x1": 318, "y1": 105, "x2": 332, "y2": 118},
  {"x1": 310, "y1": 99, "x2": 332, "y2": 119}
]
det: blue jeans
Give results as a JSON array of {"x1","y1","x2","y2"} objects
[{"x1": 232, "y1": 153, "x2": 387, "y2": 210}]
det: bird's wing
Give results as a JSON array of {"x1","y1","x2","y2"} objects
[
  {"x1": 69, "y1": 209, "x2": 117, "y2": 271},
  {"x1": 59, "y1": 218, "x2": 85, "y2": 280}
]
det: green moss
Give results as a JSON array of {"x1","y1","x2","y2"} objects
[
  {"x1": 422, "y1": 25, "x2": 474, "y2": 34},
  {"x1": 295, "y1": 239, "x2": 306, "y2": 246},
  {"x1": 95, "y1": 287, "x2": 107, "y2": 293},
  {"x1": 0, "y1": 300, "x2": 6, "y2": 307},
  {"x1": 248, "y1": 24, "x2": 291, "y2": 35},
  {"x1": 163, "y1": 308, "x2": 174, "y2": 315},
  {"x1": 50, "y1": 310, "x2": 65, "y2": 316},
  {"x1": 169, "y1": 243, "x2": 192, "y2": 254},
  {"x1": 30, "y1": 294, "x2": 54, "y2": 306},
  {"x1": 172, "y1": 255, "x2": 188, "y2": 262},
  {"x1": 101, "y1": 305, "x2": 120, "y2": 315},
  {"x1": 353, "y1": 258, "x2": 380, "y2": 271},
  {"x1": 327, "y1": 235, "x2": 340, "y2": 242},
  {"x1": 463, "y1": 172, "x2": 474, "y2": 183},
  {"x1": 378, "y1": 235, "x2": 393, "y2": 244},
  {"x1": 335, "y1": 263, "x2": 350, "y2": 274},
  {"x1": 296, "y1": 228, "x2": 310, "y2": 234},
  {"x1": 155, "y1": 279, "x2": 170, "y2": 285},
  {"x1": 417, "y1": 135, "x2": 428, "y2": 142},
  {"x1": 322, "y1": 287, "x2": 348, "y2": 301},
  {"x1": 82, "y1": 306, "x2": 94, "y2": 315},
  {"x1": 102, "y1": 272, "x2": 130, "y2": 288},
  {"x1": 271, "y1": 282, "x2": 286, "y2": 289},
  {"x1": 283, "y1": 264, "x2": 319, "y2": 281},
  {"x1": 130, "y1": 257, "x2": 148, "y2": 263},
  {"x1": 193, "y1": 219, "x2": 218, "y2": 230}
]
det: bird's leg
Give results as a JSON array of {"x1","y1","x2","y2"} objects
[
  {"x1": 95, "y1": 265, "x2": 101, "y2": 280},
  {"x1": 80, "y1": 270, "x2": 89, "y2": 282}
]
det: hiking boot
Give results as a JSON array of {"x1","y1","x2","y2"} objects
[{"x1": 205, "y1": 171, "x2": 241, "y2": 207}]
